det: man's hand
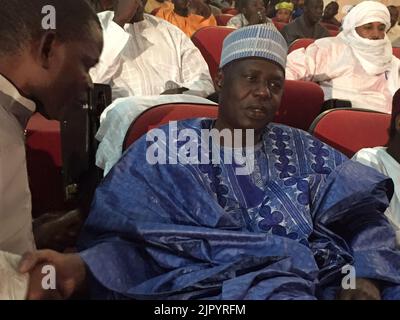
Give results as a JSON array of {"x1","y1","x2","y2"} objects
[
  {"x1": 338, "y1": 278, "x2": 381, "y2": 300},
  {"x1": 33, "y1": 209, "x2": 84, "y2": 251},
  {"x1": 160, "y1": 87, "x2": 189, "y2": 95},
  {"x1": 113, "y1": 0, "x2": 141, "y2": 27},
  {"x1": 19, "y1": 250, "x2": 87, "y2": 300}
]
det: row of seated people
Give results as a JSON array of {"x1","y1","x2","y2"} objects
[
  {"x1": 26, "y1": 83, "x2": 392, "y2": 220},
  {"x1": 27, "y1": 0, "x2": 399, "y2": 216}
]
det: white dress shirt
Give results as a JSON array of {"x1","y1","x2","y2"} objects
[
  {"x1": 0, "y1": 74, "x2": 36, "y2": 255},
  {"x1": 286, "y1": 36, "x2": 400, "y2": 114},
  {"x1": 90, "y1": 12, "x2": 214, "y2": 100}
]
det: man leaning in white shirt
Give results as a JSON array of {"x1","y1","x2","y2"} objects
[
  {"x1": 91, "y1": 0, "x2": 216, "y2": 174},
  {"x1": 90, "y1": 0, "x2": 215, "y2": 99}
]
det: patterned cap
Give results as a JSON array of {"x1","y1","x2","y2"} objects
[{"x1": 219, "y1": 24, "x2": 288, "y2": 71}]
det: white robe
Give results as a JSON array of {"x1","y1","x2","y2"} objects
[
  {"x1": 95, "y1": 94, "x2": 217, "y2": 175},
  {"x1": 0, "y1": 74, "x2": 36, "y2": 255},
  {"x1": 286, "y1": 36, "x2": 400, "y2": 114}
]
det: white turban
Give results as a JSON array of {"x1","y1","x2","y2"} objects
[
  {"x1": 342, "y1": 1, "x2": 390, "y2": 33},
  {"x1": 339, "y1": 1, "x2": 393, "y2": 75}
]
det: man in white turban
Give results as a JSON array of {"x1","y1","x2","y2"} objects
[{"x1": 286, "y1": 1, "x2": 400, "y2": 114}]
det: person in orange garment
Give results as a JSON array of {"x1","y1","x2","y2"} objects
[
  {"x1": 144, "y1": 0, "x2": 173, "y2": 13},
  {"x1": 156, "y1": 0, "x2": 217, "y2": 37}
]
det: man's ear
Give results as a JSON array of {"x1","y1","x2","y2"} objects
[
  {"x1": 213, "y1": 69, "x2": 224, "y2": 93},
  {"x1": 36, "y1": 31, "x2": 57, "y2": 70}
]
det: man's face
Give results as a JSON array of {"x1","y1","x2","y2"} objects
[
  {"x1": 304, "y1": 0, "x2": 323, "y2": 24},
  {"x1": 323, "y1": 2, "x2": 338, "y2": 19},
  {"x1": 243, "y1": 0, "x2": 266, "y2": 19},
  {"x1": 36, "y1": 22, "x2": 103, "y2": 121},
  {"x1": 216, "y1": 58, "x2": 284, "y2": 135},
  {"x1": 355, "y1": 22, "x2": 386, "y2": 40},
  {"x1": 276, "y1": 9, "x2": 292, "y2": 23}
]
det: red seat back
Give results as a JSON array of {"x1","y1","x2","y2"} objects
[
  {"x1": 309, "y1": 108, "x2": 391, "y2": 157},
  {"x1": 123, "y1": 103, "x2": 219, "y2": 151},
  {"x1": 221, "y1": 7, "x2": 238, "y2": 15},
  {"x1": 277, "y1": 80, "x2": 324, "y2": 130},
  {"x1": 191, "y1": 26, "x2": 235, "y2": 80},
  {"x1": 288, "y1": 38, "x2": 315, "y2": 53},
  {"x1": 393, "y1": 47, "x2": 400, "y2": 59},
  {"x1": 215, "y1": 14, "x2": 234, "y2": 26}
]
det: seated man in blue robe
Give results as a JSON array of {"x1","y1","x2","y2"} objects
[{"x1": 20, "y1": 24, "x2": 400, "y2": 300}]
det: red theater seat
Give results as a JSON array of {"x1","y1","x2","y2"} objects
[
  {"x1": 215, "y1": 14, "x2": 234, "y2": 26},
  {"x1": 309, "y1": 108, "x2": 391, "y2": 157},
  {"x1": 277, "y1": 80, "x2": 324, "y2": 130},
  {"x1": 123, "y1": 103, "x2": 218, "y2": 150},
  {"x1": 221, "y1": 7, "x2": 238, "y2": 15},
  {"x1": 393, "y1": 47, "x2": 400, "y2": 59},
  {"x1": 26, "y1": 113, "x2": 65, "y2": 216},
  {"x1": 288, "y1": 38, "x2": 315, "y2": 53}
]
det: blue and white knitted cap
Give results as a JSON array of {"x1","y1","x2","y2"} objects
[{"x1": 220, "y1": 24, "x2": 288, "y2": 70}]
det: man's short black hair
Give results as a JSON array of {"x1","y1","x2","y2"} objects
[{"x1": 0, "y1": 0, "x2": 100, "y2": 56}]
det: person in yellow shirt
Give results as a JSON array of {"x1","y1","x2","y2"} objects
[{"x1": 156, "y1": 0, "x2": 217, "y2": 37}]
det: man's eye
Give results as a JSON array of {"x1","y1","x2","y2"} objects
[{"x1": 245, "y1": 75, "x2": 256, "y2": 81}]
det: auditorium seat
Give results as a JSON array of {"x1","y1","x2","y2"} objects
[{"x1": 309, "y1": 108, "x2": 391, "y2": 157}]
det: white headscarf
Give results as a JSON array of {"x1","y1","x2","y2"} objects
[{"x1": 339, "y1": 1, "x2": 393, "y2": 76}]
